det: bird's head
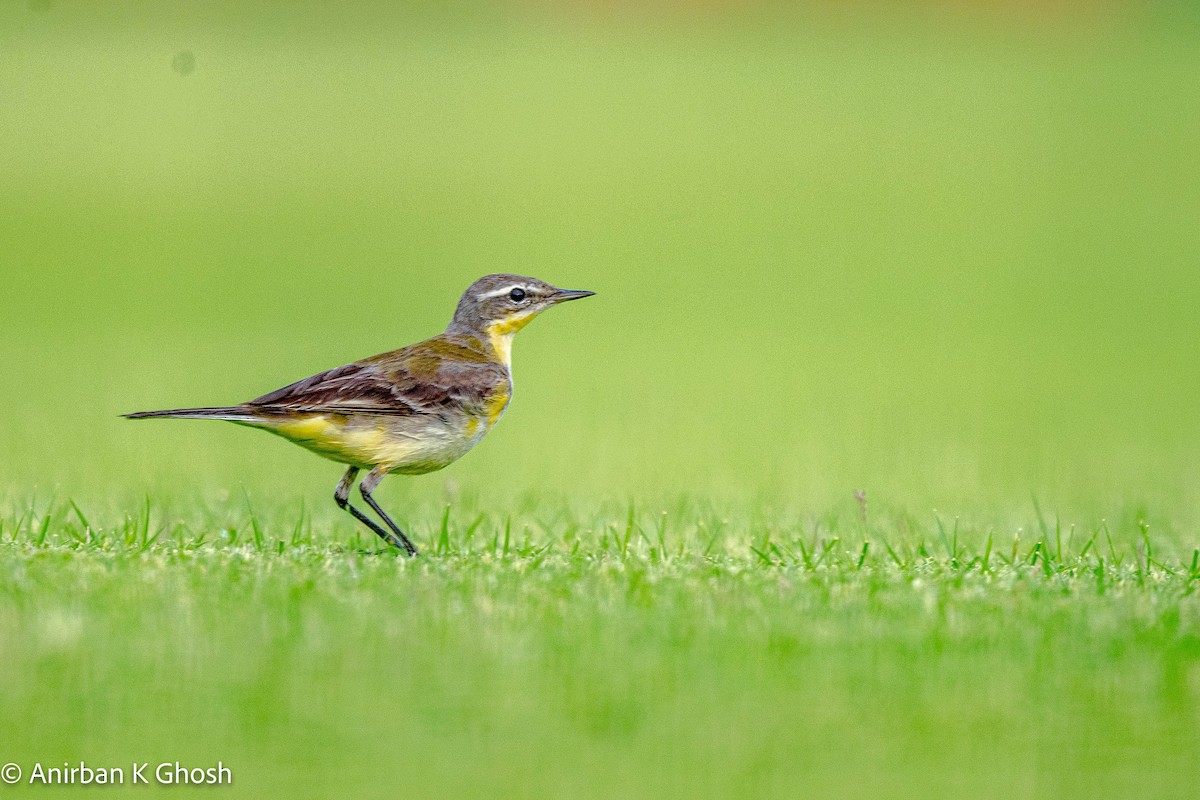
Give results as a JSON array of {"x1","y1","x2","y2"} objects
[{"x1": 448, "y1": 274, "x2": 593, "y2": 359}]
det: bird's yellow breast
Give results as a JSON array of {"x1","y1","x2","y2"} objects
[
  {"x1": 262, "y1": 396, "x2": 511, "y2": 474},
  {"x1": 266, "y1": 413, "x2": 476, "y2": 474},
  {"x1": 484, "y1": 387, "x2": 511, "y2": 426}
]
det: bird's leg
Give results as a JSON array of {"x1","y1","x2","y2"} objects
[
  {"x1": 334, "y1": 466, "x2": 410, "y2": 554},
  {"x1": 360, "y1": 467, "x2": 419, "y2": 557}
]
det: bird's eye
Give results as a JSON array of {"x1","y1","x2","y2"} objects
[{"x1": 509, "y1": 288, "x2": 526, "y2": 302}]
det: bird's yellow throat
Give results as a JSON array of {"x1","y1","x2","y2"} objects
[{"x1": 485, "y1": 311, "x2": 536, "y2": 367}]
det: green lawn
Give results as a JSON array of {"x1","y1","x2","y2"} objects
[
  {"x1": 2, "y1": 3, "x2": 1199, "y2": 798},
  {"x1": 2, "y1": 513, "x2": 1198, "y2": 798}
]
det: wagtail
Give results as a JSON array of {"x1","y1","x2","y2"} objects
[{"x1": 126, "y1": 274, "x2": 594, "y2": 556}]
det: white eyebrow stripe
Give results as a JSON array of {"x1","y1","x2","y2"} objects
[{"x1": 478, "y1": 285, "x2": 526, "y2": 300}]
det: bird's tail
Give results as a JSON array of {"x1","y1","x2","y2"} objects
[{"x1": 123, "y1": 406, "x2": 262, "y2": 423}]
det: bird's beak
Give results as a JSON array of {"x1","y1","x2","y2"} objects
[{"x1": 550, "y1": 288, "x2": 595, "y2": 303}]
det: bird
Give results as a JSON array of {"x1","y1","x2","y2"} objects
[{"x1": 125, "y1": 274, "x2": 594, "y2": 556}]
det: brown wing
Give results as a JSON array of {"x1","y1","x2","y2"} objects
[
  {"x1": 247, "y1": 361, "x2": 419, "y2": 414},
  {"x1": 246, "y1": 336, "x2": 506, "y2": 416}
]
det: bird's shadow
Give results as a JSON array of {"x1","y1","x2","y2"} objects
[{"x1": 328, "y1": 544, "x2": 411, "y2": 557}]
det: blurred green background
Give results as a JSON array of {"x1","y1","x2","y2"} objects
[
  {"x1": 3, "y1": 3, "x2": 1200, "y2": 798},
  {"x1": 3, "y1": 2, "x2": 1200, "y2": 524}
]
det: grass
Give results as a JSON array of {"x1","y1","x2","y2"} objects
[
  {"x1": 3, "y1": 2, "x2": 1200, "y2": 798},
  {"x1": 2, "y1": 499, "x2": 1199, "y2": 798}
]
